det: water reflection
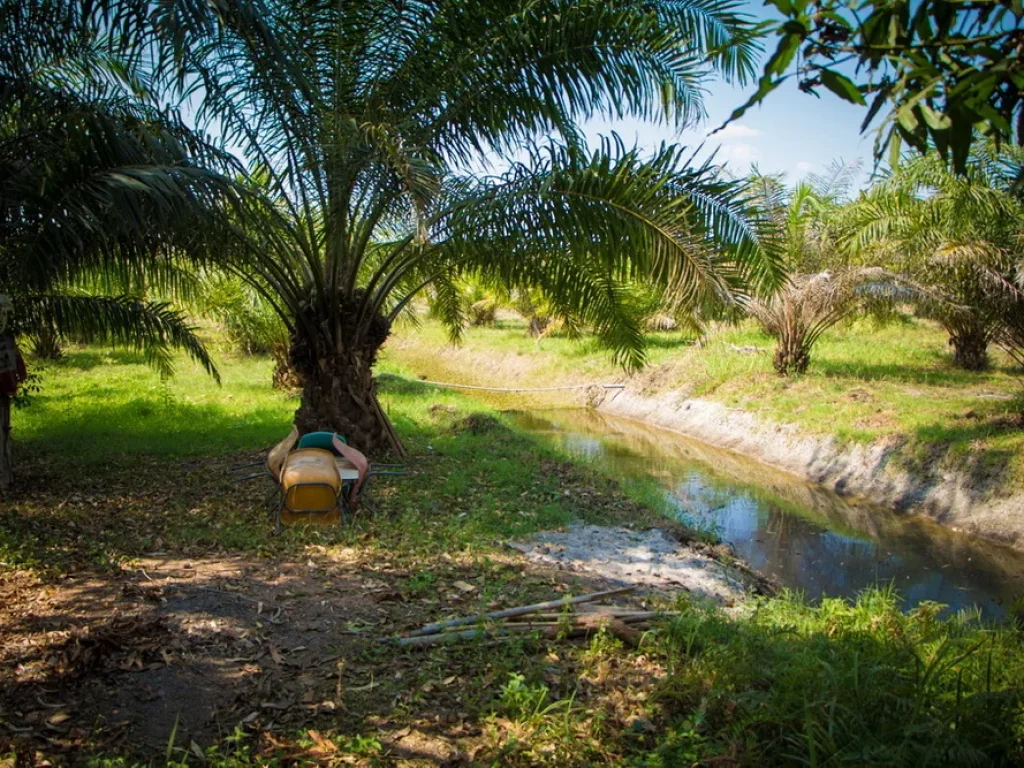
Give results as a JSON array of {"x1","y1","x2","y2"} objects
[{"x1": 508, "y1": 409, "x2": 1024, "y2": 619}]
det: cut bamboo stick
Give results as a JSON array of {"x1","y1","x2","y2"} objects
[
  {"x1": 392, "y1": 619, "x2": 648, "y2": 648},
  {"x1": 503, "y1": 610, "x2": 672, "y2": 623},
  {"x1": 396, "y1": 586, "x2": 637, "y2": 639},
  {"x1": 380, "y1": 589, "x2": 634, "y2": 643},
  {"x1": 503, "y1": 614, "x2": 663, "y2": 626}
]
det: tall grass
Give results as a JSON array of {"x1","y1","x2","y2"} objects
[{"x1": 645, "y1": 587, "x2": 1024, "y2": 766}]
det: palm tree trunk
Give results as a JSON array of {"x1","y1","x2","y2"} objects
[
  {"x1": 773, "y1": 338, "x2": 810, "y2": 375},
  {"x1": 774, "y1": 316, "x2": 810, "y2": 375},
  {"x1": 288, "y1": 296, "x2": 405, "y2": 455},
  {"x1": 950, "y1": 325, "x2": 989, "y2": 371},
  {"x1": 270, "y1": 343, "x2": 302, "y2": 390},
  {"x1": 293, "y1": 348, "x2": 392, "y2": 452},
  {"x1": 0, "y1": 393, "x2": 12, "y2": 494},
  {"x1": 31, "y1": 325, "x2": 63, "y2": 360}
]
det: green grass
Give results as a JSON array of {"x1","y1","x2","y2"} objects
[
  {"x1": 3, "y1": 344, "x2": 663, "y2": 574},
  {"x1": 4, "y1": 342, "x2": 1024, "y2": 766},
  {"x1": 14, "y1": 347, "x2": 296, "y2": 463},
  {"x1": 386, "y1": 315, "x2": 1024, "y2": 487}
]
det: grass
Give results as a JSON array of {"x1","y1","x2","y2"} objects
[
  {"x1": 3, "y1": 342, "x2": 1024, "y2": 765},
  {"x1": 14, "y1": 346, "x2": 294, "y2": 463},
  {"x1": 3, "y1": 346, "x2": 665, "y2": 575},
  {"x1": 386, "y1": 314, "x2": 1024, "y2": 487}
]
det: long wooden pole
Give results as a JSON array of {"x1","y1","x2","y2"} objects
[
  {"x1": 389, "y1": 586, "x2": 637, "y2": 640},
  {"x1": 391, "y1": 615, "x2": 647, "y2": 648}
]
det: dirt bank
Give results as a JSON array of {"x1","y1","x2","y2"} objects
[{"x1": 592, "y1": 387, "x2": 1024, "y2": 550}]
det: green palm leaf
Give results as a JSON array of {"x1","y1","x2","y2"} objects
[{"x1": 13, "y1": 294, "x2": 218, "y2": 382}]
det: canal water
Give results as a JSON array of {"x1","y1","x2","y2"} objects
[{"x1": 508, "y1": 408, "x2": 1024, "y2": 619}]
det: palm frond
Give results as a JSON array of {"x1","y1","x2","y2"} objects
[{"x1": 12, "y1": 294, "x2": 218, "y2": 382}]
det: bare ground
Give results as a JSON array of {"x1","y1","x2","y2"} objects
[{"x1": 0, "y1": 546, "x2": 689, "y2": 764}]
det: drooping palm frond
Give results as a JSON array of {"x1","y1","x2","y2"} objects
[
  {"x1": 1, "y1": 4, "x2": 255, "y2": 388},
  {"x1": 842, "y1": 143, "x2": 1024, "y2": 369},
  {"x1": 380, "y1": 139, "x2": 780, "y2": 369},
  {"x1": 806, "y1": 159, "x2": 861, "y2": 204},
  {"x1": 0, "y1": 79, "x2": 248, "y2": 293},
  {"x1": 153, "y1": 0, "x2": 771, "y2": 351},
  {"x1": 11, "y1": 294, "x2": 218, "y2": 381}
]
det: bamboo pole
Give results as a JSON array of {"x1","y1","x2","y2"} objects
[
  {"x1": 386, "y1": 586, "x2": 637, "y2": 641},
  {"x1": 504, "y1": 611, "x2": 666, "y2": 625},
  {"x1": 391, "y1": 615, "x2": 646, "y2": 648}
]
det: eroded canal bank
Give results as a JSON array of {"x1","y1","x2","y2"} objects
[{"x1": 508, "y1": 408, "x2": 1024, "y2": 618}]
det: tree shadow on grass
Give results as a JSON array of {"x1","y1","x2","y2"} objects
[
  {"x1": 31, "y1": 347, "x2": 156, "y2": 372},
  {"x1": 641, "y1": 595, "x2": 1024, "y2": 766},
  {"x1": 15, "y1": 396, "x2": 293, "y2": 467},
  {"x1": 375, "y1": 372, "x2": 436, "y2": 397},
  {"x1": 644, "y1": 332, "x2": 699, "y2": 351},
  {"x1": 898, "y1": 417, "x2": 1023, "y2": 503},
  {"x1": 812, "y1": 354, "x2": 1019, "y2": 387}
]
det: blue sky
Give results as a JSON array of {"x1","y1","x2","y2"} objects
[
  {"x1": 577, "y1": 1, "x2": 877, "y2": 187},
  {"x1": 581, "y1": 75, "x2": 875, "y2": 185}
]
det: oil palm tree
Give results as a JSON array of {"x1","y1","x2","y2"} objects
[
  {"x1": 140, "y1": 0, "x2": 780, "y2": 453},
  {"x1": 844, "y1": 145, "x2": 1024, "y2": 371},
  {"x1": 745, "y1": 161, "x2": 889, "y2": 374},
  {"x1": 0, "y1": 1, "x2": 247, "y2": 490}
]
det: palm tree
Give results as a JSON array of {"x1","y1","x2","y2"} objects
[
  {"x1": 745, "y1": 162, "x2": 885, "y2": 374},
  {"x1": 134, "y1": 0, "x2": 780, "y2": 453},
  {"x1": 0, "y1": 1, "x2": 247, "y2": 491},
  {"x1": 844, "y1": 145, "x2": 1024, "y2": 370}
]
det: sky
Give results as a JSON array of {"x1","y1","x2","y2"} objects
[
  {"x1": 580, "y1": 75, "x2": 876, "y2": 186},
  {"x1": 575, "y1": 1, "x2": 878, "y2": 188}
]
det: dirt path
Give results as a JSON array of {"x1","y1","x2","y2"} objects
[{"x1": 1, "y1": 548, "x2": 670, "y2": 764}]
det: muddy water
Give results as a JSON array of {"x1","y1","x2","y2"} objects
[{"x1": 508, "y1": 408, "x2": 1024, "y2": 618}]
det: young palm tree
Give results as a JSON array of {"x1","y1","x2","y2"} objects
[
  {"x1": 141, "y1": 0, "x2": 779, "y2": 453},
  {"x1": 745, "y1": 162, "x2": 884, "y2": 374},
  {"x1": 844, "y1": 145, "x2": 1024, "y2": 370}
]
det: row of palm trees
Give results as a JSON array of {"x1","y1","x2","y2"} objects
[
  {"x1": 424, "y1": 146, "x2": 1024, "y2": 377},
  {"x1": 748, "y1": 146, "x2": 1024, "y2": 374}
]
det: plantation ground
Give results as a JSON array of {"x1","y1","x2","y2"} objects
[
  {"x1": 387, "y1": 316, "x2": 1024, "y2": 490},
  {"x1": 2, "y1": 346, "x2": 1023, "y2": 765}
]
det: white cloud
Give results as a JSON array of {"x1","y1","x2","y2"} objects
[
  {"x1": 719, "y1": 143, "x2": 760, "y2": 164},
  {"x1": 713, "y1": 123, "x2": 761, "y2": 139},
  {"x1": 796, "y1": 160, "x2": 813, "y2": 173}
]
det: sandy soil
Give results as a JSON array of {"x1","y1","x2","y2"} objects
[{"x1": 509, "y1": 524, "x2": 748, "y2": 603}]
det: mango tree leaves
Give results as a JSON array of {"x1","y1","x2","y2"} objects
[{"x1": 728, "y1": 0, "x2": 1024, "y2": 174}]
